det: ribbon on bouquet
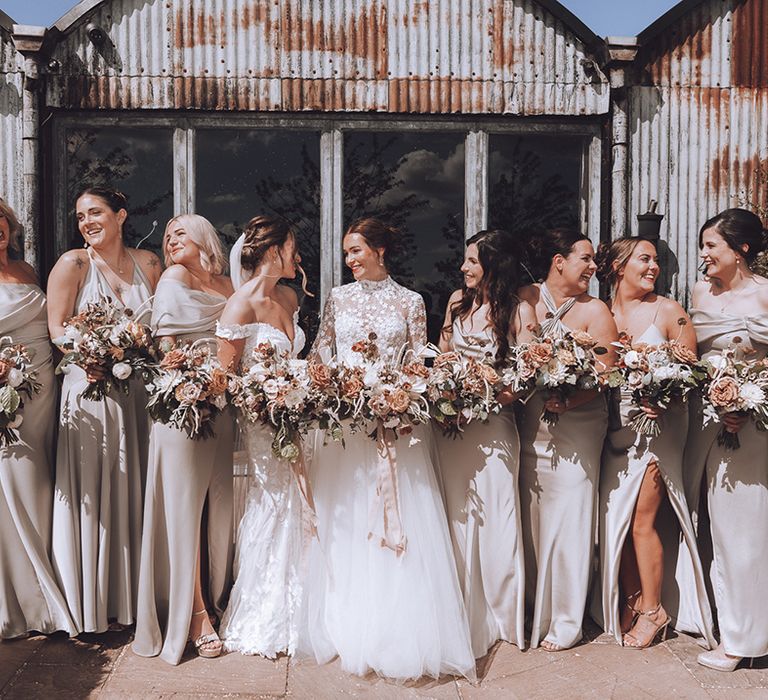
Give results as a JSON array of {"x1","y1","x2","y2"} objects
[
  {"x1": 290, "y1": 446, "x2": 318, "y2": 541},
  {"x1": 368, "y1": 422, "x2": 407, "y2": 556}
]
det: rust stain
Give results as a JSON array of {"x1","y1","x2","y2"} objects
[
  {"x1": 239, "y1": 0, "x2": 274, "y2": 31},
  {"x1": 408, "y1": 1, "x2": 430, "y2": 27},
  {"x1": 710, "y1": 143, "x2": 729, "y2": 199},
  {"x1": 732, "y1": 0, "x2": 768, "y2": 88}
]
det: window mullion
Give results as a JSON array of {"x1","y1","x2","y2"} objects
[
  {"x1": 464, "y1": 129, "x2": 488, "y2": 240},
  {"x1": 320, "y1": 128, "x2": 343, "y2": 308},
  {"x1": 173, "y1": 126, "x2": 195, "y2": 214}
]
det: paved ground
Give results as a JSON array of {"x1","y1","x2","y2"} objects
[{"x1": 1, "y1": 621, "x2": 766, "y2": 699}]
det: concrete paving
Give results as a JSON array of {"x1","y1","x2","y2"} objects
[{"x1": 1, "y1": 621, "x2": 766, "y2": 699}]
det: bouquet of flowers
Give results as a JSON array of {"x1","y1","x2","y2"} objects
[
  {"x1": 55, "y1": 296, "x2": 157, "y2": 400},
  {"x1": 602, "y1": 330, "x2": 706, "y2": 437},
  {"x1": 0, "y1": 338, "x2": 41, "y2": 447},
  {"x1": 522, "y1": 330, "x2": 607, "y2": 425},
  {"x1": 146, "y1": 342, "x2": 233, "y2": 439},
  {"x1": 343, "y1": 333, "x2": 431, "y2": 439},
  {"x1": 231, "y1": 342, "x2": 319, "y2": 462},
  {"x1": 427, "y1": 350, "x2": 502, "y2": 437},
  {"x1": 700, "y1": 342, "x2": 768, "y2": 450}
]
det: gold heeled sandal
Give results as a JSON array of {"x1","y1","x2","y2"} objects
[
  {"x1": 623, "y1": 603, "x2": 671, "y2": 649},
  {"x1": 190, "y1": 609, "x2": 223, "y2": 659}
]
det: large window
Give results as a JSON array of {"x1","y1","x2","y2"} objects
[
  {"x1": 196, "y1": 129, "x2": 322, "y2": 340},
  {"x1": 343, "y1": 132, "x2": 465, "y2": 342},
  {"x1": 63, "y1": 127, "x2": 174, "y2": 253}
]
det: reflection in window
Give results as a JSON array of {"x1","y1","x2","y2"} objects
[
  {"x1": 488, "y1": 135, "x2": 581, "y2": 282},
  {"x1": 343, "y1": 132, "x2": 465, "y2": 343},
  {"x1": 196, "y1": 130, "x2": 321, "y2": 345},
  {"x1": 64, "y1": 128, "x2": 174, "y2": 254}
]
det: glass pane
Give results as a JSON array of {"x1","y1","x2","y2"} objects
[
  {"x1": 196, "y1": 130, "x2": 321, "y2": 345},
  {"x1": 488, "y1": 134, "x2": 582, "y2": 281},
  {"x1": 343, "y1": 132, "x2": 465, "y2": 344},
  {"x1": 64, "y1": 127, "x2": 174, "y2": 255}
]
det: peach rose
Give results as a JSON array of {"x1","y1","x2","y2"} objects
[
  {"x1": 387, "y1": 389, "x2": 411, "y2": 413},
  {"x1": 208, "y1": 368, "x2": 228, "y2": 396},
  {"x1": 369, "y1": 393, "x2": 391, "y2": 417},
  {"x1": 523, "y1": 342, "x2": 552, "y2": 368},
  {"x1": 669, "y1": 342, "x2": 698, "y2": 365},
  {"x1": 341, "y1": 375, "x2": 364, "y2": 399},
  {"x1": 160, "y1": 348, "x2": 187, "y2": 369},
  {"x1": 403, "y1": 361, "x2": 429, "y2": 378},
  {"x1": 0, "y1": 359, "x2": 12, "y2": 383},
  {"x1": 571, "y1": 330, "x2": 597, "y2": 348},
  {"x1": 108, "y1": 345, "x2": 125, "y2": 361},
  {"x1": 435, "y1": 352, "x2": 461, "y2": 367},
  {"x1": 477, "y1": 363, "x2": 500, "y2": 384},
  {"x1": 708, "y1": 376, "x2": 740, "y2": 409},
  {"x1": 308, "y1": 362, "x2": 333, "y2": 389}
]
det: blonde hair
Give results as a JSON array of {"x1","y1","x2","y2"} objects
[
  {"x1": 0, "y1": 197, "x2": 21, "y2": 252},
  {"x1": 595, "y1": 237, "x2": 648, "y2": 288},
  {"x1": 163, "y1": 214, "x2": 227, "y2": 275}
]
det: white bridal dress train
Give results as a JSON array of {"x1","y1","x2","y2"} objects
[
  {"x1": 297, "y1": 277, "x2": 475, "y2": 681},
  {"x1": 217, "y1": 313, "x2": 308, "y2": 657}
]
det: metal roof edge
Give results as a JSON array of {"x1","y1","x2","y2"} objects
[
  {"x1": 52, "y1": 0, "x2": 105, "y2": 33},
  {"x1": 636, "y1": 0, "x2": 707, "y2": 45},
  {"x1": 0, "y1": 10, "x2": 16, "y2": 33},
  {"x1": 535, "y1": 0, "x2": 603, "y2": 48}
]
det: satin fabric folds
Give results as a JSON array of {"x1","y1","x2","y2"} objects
[
  {"x1": 51, "y1": 253, "x2": 153, "y2": 633},
  {"x1": 594, "y1": 390, "x2": 715, "y2": 645},
  {"x1": 685, "y1": 309, "x2": 768, "y2": 659},
  {"x1": 133, "y1": 279, "x2": 234, "y2": 665},
  {"x1": 0, "y1": 284, "x2": 77, "y2": 639},
  {"x1": 435, "y1": 319, "x2": 526, "y2": 658}
]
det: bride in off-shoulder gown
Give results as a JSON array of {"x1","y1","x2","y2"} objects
[{"x1": 216, "y1": 312, "x2": 307, "y2": 658}]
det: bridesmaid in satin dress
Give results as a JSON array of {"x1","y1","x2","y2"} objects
[
  {"x1": 685, "y1": 209, "x2": 768, "y2": 671},
  {"x1": 47, "y1": 187, "x2": 161, "y2": 633},
  {"x1": 592, "y1": 237, "x2": 714, "y2": 650},
  {"x1": 516, "y1": 228, "x2": 617, "y2": 651},
  {"x1": 435, "y1": 229, "x2": 535, "y2": 658},
  {"x1": 133, "y1": 215, "x2": 234, "y2": 663},
  {"x1": 0, "y1": 198, "x2": 77, "y2": 639}
]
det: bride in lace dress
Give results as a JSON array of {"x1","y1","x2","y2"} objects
[
  {"x1": 215, "y1": 216, "x2": 307, "y2": 657},
  {"x1": 298, "y1": 219, "x2": 475, "y2": 681}
]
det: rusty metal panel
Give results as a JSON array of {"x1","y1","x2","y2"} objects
[
  {"x1": 0, "y1": 27, "x2": 23, "y2": 216},
  {"x1": 628, "y1": 85, "x2": 768, "y2": 304},
  {"x1": 638, "y1": 0, "x2": 733, "y2": 88},
  {"x1": 732, "y1": 0, "x2": 768, "y2": 87},
  {"x1": 46, "y1": 0, "x2": 608, "y2": 115}
]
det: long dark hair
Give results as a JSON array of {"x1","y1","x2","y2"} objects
[
  {"x1": 699, "y1": 208, "x2": 768, "y2": 266},
  {"x1": 444, "y1": 229, "x2": 522, "y2": 366}
]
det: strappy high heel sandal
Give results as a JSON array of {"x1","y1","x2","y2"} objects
[
  {"x1": 622, "y1": 603, "x2": 671, "y2": 649},
  {"x1": 620, "y1": 590, "x2": 642, "y2": 635},
  {"x1": 189, "y1": 609, "x2": 223, "y2": 659}
]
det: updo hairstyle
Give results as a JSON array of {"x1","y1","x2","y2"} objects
[
  {"x1": 344, "y1": 217, "x2": 402, "y2": 268},
  {"x1": 595, "y1": 237, "x2": 650, "y2": 288},
  {"x1": 76, "y1": 186, "x2": 129, "y2": 214},
  {"x1": 525, "y1": 227, "x2": 591, "y2": 281},
  {"x1": 240, "y1": 215, "x2": 293, "y2": 273}
]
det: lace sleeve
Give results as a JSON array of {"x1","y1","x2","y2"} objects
[
  {"x1": 405, "y1": 292, "x2": 428, "y2": 355},
  {"x1": 215, "y1": 321, "x2": 250, "y2": 340},
  {"x1": 308, "y1": 290, "x2": 337, "y2": 363}
]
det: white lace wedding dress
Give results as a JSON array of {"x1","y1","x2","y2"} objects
[
  {"x1": 297, "y1": 277, "x2": 475, "y2": 680},
  {"x1": 216, "y1": 313, "x2": 307, "y2": 657}
]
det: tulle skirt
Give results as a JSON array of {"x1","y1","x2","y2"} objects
[{"x1": 297, "y1": 424, "x2": 475, "y2": 681}]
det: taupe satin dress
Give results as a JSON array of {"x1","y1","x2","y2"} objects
[
  {"x1": 517, "y1": 284, "x2": 608, "y2": 649},
  {"x1": 685, "y1": 309, "x2": 768, "y2": 658},
  {"x1": 435, "y1": 316, "x2": 526, "y2": 657},
  {"x1": 133, "y1": 278, "x2": 234, "y2": 665},
  {"x1": 592, "y1": 321, "x2": 715, "y2": 647},
  {"x1": 0, "y1": 284, "x2": 77, "y2": 639},
  {"x1": 51, "y1": 251, "x2": 153, "y2": 633}
]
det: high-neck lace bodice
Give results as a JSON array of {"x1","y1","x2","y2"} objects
[{"x1": 310, "y1": 277, "x2": 427, "y2": 365}]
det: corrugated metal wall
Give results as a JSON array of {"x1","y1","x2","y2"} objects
[
  {"x1": 46, "y1": 0, "x2": 609, "y2": 115},
  {"x1": 0, "y1": 26, "x2": 23, "y2": 217},
  {"x1": 629, "y1": 0, "x2": 768, "y2": 304}
]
